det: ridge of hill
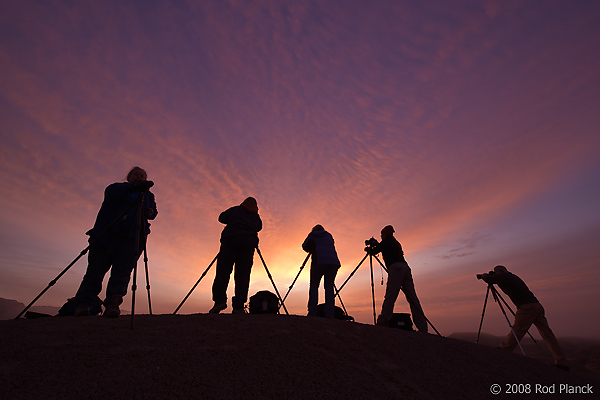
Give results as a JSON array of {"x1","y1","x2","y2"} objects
[{"x1": 1, "y1": 314, "x2": 598, "y2": 399}]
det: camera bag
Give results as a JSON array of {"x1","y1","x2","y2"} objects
[
  {"x1": 389, "y1": 313, "x2": 413, "y2": 330},
  {"x1": 249, "y1": 290, "x2": 280, "y2": 314}
]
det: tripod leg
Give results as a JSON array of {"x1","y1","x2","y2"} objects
[
  {"x1": 173, "y1": 253, "x2": 219, "y2": 314},
  {"x1": 15, "y1": 248, "x2": 89, "y2": 319},
  {"x1": 256, "y1": 247, "x2": 289, "y2": 315},
  {"x1": 333, "y1": 284, "x2": 349, "y2": 317},
  {"x1": 491, "y1": 286, "x2": 526, "y2": 355},
  {"x1": 373, "y1": 255, "x2": 388, "y2": 274},
  {"x1": 143, "y1": 247, "x2": 152, "y2": 315},
  {"x1": 476, "y1": 285, "x2": 491, "y2": 343},
  {"x1": 130, "y1": 192, "x2": 146, "y2": 330},
  {"x1": 425, "y1": 316, "x2": 443, "y2": 337},
  {"x1": 334, "y1": 253, "x2": 368, "y2": 298},
  {"x1": 16, "y1": 196, "x2": 142, "y2": 319},
  {"x1": 281, "y1": 253, "x2": 310, "y2": 307},
  {"x1": 130, "y1": 262, "x2": 138, "y2": 329},
  {"x1": 369, "y1": 255, "x2": 377, "y2": 325}
]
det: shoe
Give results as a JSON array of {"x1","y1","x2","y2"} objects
[
  {"x1": 232, "y1": 308, "x2": 247, "y2": 314},
  {"x1": 74, "y1": 304, "x2": 91, "y2": 317},
  {"x1": 103, "y1": 295, "x2": 122, "y2": 318},
  {"x1": 209, "y1": 302, "x2": 227, "y2": 314}
]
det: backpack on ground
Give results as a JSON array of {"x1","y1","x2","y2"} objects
[
  {"x1": 249, "y1": 290, "x2": 280, "y2": 314},
  {"x1": 389, "y1": 313, "x2": 413, "y2": 330}
]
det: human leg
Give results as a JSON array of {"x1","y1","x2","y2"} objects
[
  {"x1": 232, "y1": 236, "x2": 256, "y2": 310},
  {"x1": 400, "y1": 265, "x2": 428, "y2": 332},
  {"x1": 323, "y1": 265, "x2": 338, "y2": 318},
  {"x1": 498, "y1": 302, "x2": 539, "y2": 352},
  {"x1": 212, "y1": 239, "x2": 235, "y2": 306},
  {"x1": 105, "y1": 236, "x2": 141, "y2": 300},
  {"x1": 378, "y1": 262, "x2": 405, "y2": 324},
  {"x1": 75, "y1": 242, "x2": 115, "y2": 302},
  {"x1": 307, "y1": 264, "x2": 324, "y2": 316},
  {"x1": 532, "y1": 305, "x2": 567, "y2": 365}
]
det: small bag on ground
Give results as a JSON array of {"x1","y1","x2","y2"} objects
[
  {"x1": 389, "y1": 313, "x2": 413, "y2": 330},
  {"x1": 249, "y1": 290, "x2": 280, "y2": 314}
]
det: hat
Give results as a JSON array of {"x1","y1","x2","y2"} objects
[
  {"x1": 241, "y1": 197, "x2": 259, "y2": 213},
  {"x1": 381, "y1": 225, "x2": 395, "y2": 236},
  {"x1": 494, "y1": 265, "x2": 508, "y2": 273}
]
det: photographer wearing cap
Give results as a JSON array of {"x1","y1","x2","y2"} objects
[
  {"x1": 367, "y1": 225, "x2": 427, "y2": 332},
  {"x1": 481, "y1": 266, "x2": 568, "y2": 370}
]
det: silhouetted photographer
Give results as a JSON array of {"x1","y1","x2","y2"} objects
[
  {"x1": 210, "y1": 197, "x2": 262, "y2": 314},
  {"x1": 59, "y1": 167, "x2": 158, "y2": 318},
  {"x1": 367, "y1": 225, "x2": 428, "y2": 332},
  {"x1": 302, "y1": 225, "x2": 341, "y2": 318},
  {"x1": 479, "y1": 265, "x2": 568, "y2": 370}
]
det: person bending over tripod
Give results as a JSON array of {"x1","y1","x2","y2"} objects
[
  {"x1": 302, "y1": 225, "x2": 341, "y2": 318},
  {"x1": 210, "y1": 197, "x2": 262, "y2": 314},
  {"x1": 367, "y1": 225, "x2": 428, "y2": 332},
  {"x1": 480, "y1": 265, "x2": 568, "y2": 370},
  {"x1": 61, "y1": 167, "x2": 157, "y2": 318}
]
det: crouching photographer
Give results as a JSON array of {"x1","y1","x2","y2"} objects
[{"x1": 479, "y1": 265, "x2": 569, "y2": 371}]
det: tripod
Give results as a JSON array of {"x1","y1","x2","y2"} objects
[
  {"x1": 334, "y1": 251, "x2": 383, "y2": 325},
  {"x1": 476, "y1": 284, "x2": 546, "y2": 356},
  {"x1": 15, "y1": 188, "x2": 154, "y2": 328},
  {"x1": 173, "y1": 246, "x2": 289, "y2": 315},
  {"x1": 335, "y1": 248, "x2": 442, "y2": 336},
  {"x1": 129, "y1": 190, "x2": 153, "y2": 329},
  {"x1": 280, "y1": 253, "x2": 350, "y2": 317}
]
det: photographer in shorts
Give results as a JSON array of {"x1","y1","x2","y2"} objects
[
  {"x1": 480, "y1": 265, "x2": 568, "y2": 370},
  {"x1": 367, "y1": 225, "x2": 428, "y2": 332}
]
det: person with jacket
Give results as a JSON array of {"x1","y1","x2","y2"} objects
[
  {"x1": 367, "y1": 225, "x2": 428, "y2": 332},
  {"x1": 481, "y1": 265, "x2": 569, "y2": 370},
  {"x1": 302, "y1": 225, "x2": 341, "y2": 318},
  {"x1": 61, "y1": 166, "x2": 158, "y2": 318},
  {"x1": 210, "y1": 197, "x2": 262, "y2": 314}
]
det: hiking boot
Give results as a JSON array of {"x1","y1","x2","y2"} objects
[
  {"x1": 103, "y1": 295, "x2": 122, "y2": 318},
  {"x1": 209, "y1": 302, "x2": 227, "y2": 314},
  {"x1": 74, "y1": 304, "x2": 91, "y2": 317}
]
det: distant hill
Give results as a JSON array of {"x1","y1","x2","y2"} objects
[
  {"x1": 450, "y1": 332, "x2": 600, "y2": 376},
  {"x1": 1, "y1": 314, "x2": 598, "y2": 399},
  {"x1": 0, "y1": 297, "x2": 61, "y2": 320}
]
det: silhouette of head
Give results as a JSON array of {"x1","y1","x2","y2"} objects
[
  {"x1": 127, "y1": 166, "x2": 147, "y2": 184},
  {"x1": 381, "y1": 225, "x2": 395, "y2": 239},
  {"x1": 241, "y1": 197, "x2": 259, "y2": 213},
  {"x1": 494, "y1": 265, "x2": 508, "y2": 274},
  {"x1": 312, "y1": 224, "x2": 324, "y2": 232}
]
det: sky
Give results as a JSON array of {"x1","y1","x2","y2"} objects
[{"x1": 1, "y1": 0, "x2": 599, "y2": 338}]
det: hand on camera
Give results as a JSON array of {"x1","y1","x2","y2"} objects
[{"x1": 134, "y1": 180, "x2": 154, "y2": 191}]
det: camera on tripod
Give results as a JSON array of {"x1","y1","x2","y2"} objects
[
  {"x1": 365, "y1": 237, "x2": 378, "y2": 247},
  {"x1": 364, "y1": 237, "x2": 378, "y2": 255},
  {"x1": 476, "y1": 270, "x2": 495, "y2": 280}
]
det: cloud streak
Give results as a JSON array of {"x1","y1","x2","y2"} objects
[{"x1": 1, "y1": 0, "x2": 599, "y2": 336}]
